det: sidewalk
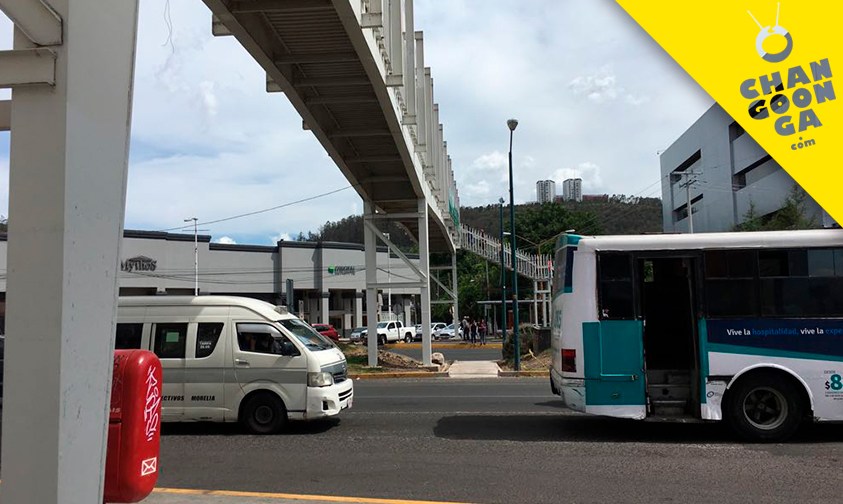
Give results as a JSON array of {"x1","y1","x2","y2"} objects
[{"x1": 144, "y1": 488, "x2": 472, "y2": 504}]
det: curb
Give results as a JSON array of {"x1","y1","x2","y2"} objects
[
  {"x1": 497, "y1": 370, "x2": 550, "y2": 377},
  {"x1": 386, "y1": 343, "x2": 503, "y2": 350},
  {"x1": 349, "y1": 371, "x2": 450, "y2": 379}
]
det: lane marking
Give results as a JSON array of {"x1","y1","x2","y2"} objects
[{"x1": 153, "y1": 488, "x2": 477, "y2": 504}]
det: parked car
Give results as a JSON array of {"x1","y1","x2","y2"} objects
[
  {"x1": 350, "y1": 327, "x2": 367, "y2": 343},
  {"x1": 435, "y1": 323, "x2": 463, "y2": 340},
  {"x1": 415, "y1": 322, "x2": 448, "y2": 341},
  {"x1": 359, "y1": 321, "x2": 414, "y2": 345},
  {"x1": 312, "y1": 323, "x2": 339, "y2": 341}
]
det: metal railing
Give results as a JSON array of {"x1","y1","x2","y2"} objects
[{"x1": 459, "y1": 225, "x2": 553, "y2": 281}]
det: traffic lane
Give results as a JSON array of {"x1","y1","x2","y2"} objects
[
  {"x1": 389, "y1": 345, "x2": 502, "y2": 362},
  {"x1": 158, "y1": 379, "x2": 843, "y2": 504}
]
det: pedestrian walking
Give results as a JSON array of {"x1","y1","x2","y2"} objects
[
  {"x1": 461, "y1": 316, "x2": 469, "y2": 341},
  {"x1": 479, "y1": 319, "x2": 487, "y2": 345}
]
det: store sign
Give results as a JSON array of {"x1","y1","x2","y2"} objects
[
  {"x1": 328, "y1": 265, "x2": 355, "y2": 275},
  {"x1": 121, "y1": 256, "x2": 157, "y2": 273}
]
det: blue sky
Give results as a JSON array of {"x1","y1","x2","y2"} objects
[{"x1": 0, "y1": 0, "x2": 713, "y2": 245}]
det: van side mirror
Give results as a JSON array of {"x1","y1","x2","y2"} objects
[{"x1": 280, "y1": 340, "x2": 297, "y2": 356}]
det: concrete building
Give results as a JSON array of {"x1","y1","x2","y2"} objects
[
  {"x1": 660, "y1": 103, "x2": 832, "y2": 233},
  {"x1": 562, "y1": 178, "x2": 583, "y2": 202},
  {"x1": 536, "y1": 180, "x2": 556, "y2": 204},
  {"x1": 0, "y1": 231, "x2": 422, "y2": 338}
]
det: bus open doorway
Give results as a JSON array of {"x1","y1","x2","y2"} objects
[{"x1": 638, "y1": 256, "x2": 700, "y2": 419}]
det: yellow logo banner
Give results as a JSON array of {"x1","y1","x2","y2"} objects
[{"x1": 615, "y1": 1, "x2": 841, "y2": 222}]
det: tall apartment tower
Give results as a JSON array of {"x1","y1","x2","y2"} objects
[
  {"x1": 563, "y1": 178, "x2": 583, "y2": 202},
  {"x1": 536, "y1": 180, "x2": 556, "y2": 204}
]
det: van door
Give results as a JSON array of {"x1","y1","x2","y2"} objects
[
  {"x1": 184, "y1": 321, "x2": 228, "y2": 421},
  {"x1": 232, "y1": 322, "x2": 308, "y2": 415},
  {"x1": 150, "y1": 322, "x2": 189, "y2": 421}
]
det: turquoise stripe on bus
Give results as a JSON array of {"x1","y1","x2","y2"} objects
[
  {"x1": 707, "y1": 342, "x2": 843, "y2": 363},
  {"x1": 698, "y1": 318, "x2": 709, "y2": 405},
  {"x1": 582, "y1": 320, "x2": 646, "y2": 406}
]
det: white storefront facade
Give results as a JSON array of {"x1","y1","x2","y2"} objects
[{"x1": 0, "y1": 230, "x2": 422, "y2": 337}]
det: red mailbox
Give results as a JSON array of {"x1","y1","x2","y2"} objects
[{"x1": 104, "y1": 350, "x2": 162, "y2": 503}]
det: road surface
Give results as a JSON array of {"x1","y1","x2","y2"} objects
[{"x1": 157, "y1": 378, "x2": 843, "y2": 504}]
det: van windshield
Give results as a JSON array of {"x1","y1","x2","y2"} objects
[{"x1": 279, "y1": 319, "x2": 334, "y2": 351}]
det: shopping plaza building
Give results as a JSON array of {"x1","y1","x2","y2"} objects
[{"x1": 0, "y1": 230, "x2": 422, "y2": 337}]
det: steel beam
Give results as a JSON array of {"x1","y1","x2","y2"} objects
[
  {"x1": 0, "y1": 48, "x2": 56, "y2": 87},
  {"x1": 367, "y1": 282, "x2": 424, "y2": 289},
  {"x1": 364, "y1": 218, "x2": 426, "y2": 282},
  {"x1": 0, "y1": 0, "x2": 62, "y2": 46},
  {"x1": 274, "y1": 52, "x2": 359, "y2": 64},
  {"x1": 266, "y1": 73, "x2": 282, "y2": 93},
  {"x1": 230, "y1": 0, "x2": 333, "y2": 13},
  {"x1": 292, "y1": 75, "x2": 371, "y2": 87},
  {"x1": 346, "y1": 155, "x2": 402, "y2": 163},
  {"x1": 211, "y1": 14, "x2": 232, "y2": 36},
  {"x1": 328, "y1": 128, "x2": 392, "y2": 138},
  {"x1": 306, "y1": 94, "x2": 378, "y2": 105},
  {"x1": 0, "y1": 99, "x2": 10, "y2": 131}
]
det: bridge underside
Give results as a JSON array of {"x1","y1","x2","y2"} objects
[{"x1": 205, "y1": 0, "x2": 453, "y2": 252}]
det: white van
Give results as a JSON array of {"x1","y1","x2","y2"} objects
[{"x1": 116, "y1": 296, "x2": 353, "y2": 434}]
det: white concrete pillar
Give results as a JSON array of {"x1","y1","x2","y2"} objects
[
  {"x1": 418, "y1": 199, "x2": 432, "y2": 366},
  {"x1": 364, "y1": 203, "x2": 379, "y2": 366},
  {"x1": 0, "y1": 0, "x2": 139, "y2": 502},
  {"x1": 321, "y1": 292, "x2": 330, "y2": 325},
  {"x1": 354, "y1": 291, "x2": 363, "y2": 329},
  {"x1": 403, "y1": 296, "x2": 412, "y2": 327}
]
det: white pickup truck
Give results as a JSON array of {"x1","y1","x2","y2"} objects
[{"x1": 363, "y1": 321, "x2": 415, "y2": 345}]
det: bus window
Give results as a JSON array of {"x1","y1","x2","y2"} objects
[
  {"x1": 115, "y1": 323, "x2": 143, "y2": 350},
  {"x1": 704, "y1": 250, "x2": 757, "y2": 317},
  {"x1": 153, "y1": 323, "x2": 188, "y2": 359},
  {"x1": 598, "y1": 253, "x2": 634, "y2": 319}
]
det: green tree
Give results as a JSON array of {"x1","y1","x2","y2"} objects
[{"x1": 733, "y1": 187, "x2": 818, "y2": 232}]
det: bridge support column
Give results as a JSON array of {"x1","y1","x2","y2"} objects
[
  {"x1": 451, "y1": 252, "x2": 459, "y2": 338},
  {"x1": 533, "y1": 280, "x2": 539, "y2": 326},
  {"x1": 419, "y1": 199, "x2": 432, "y2": 366},
  {"x1": 354, "y1": 291, "x2": 363, "y2": 330},
  {"x1": 365, "y1": 202, "x2": 379, "y2": 366},
  {"x1": 0, "y1": 0, "x2": 139, "y2": 501}
]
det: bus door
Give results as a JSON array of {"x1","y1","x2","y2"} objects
[
  {"x1": 637, "y1": 255, "x2": 700, "y2": 418},
  {"x1": 587, "y1": 253, "x2": 647, "y2": 416}
]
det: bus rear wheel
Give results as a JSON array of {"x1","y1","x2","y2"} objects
[
  {"x1": 725, "y1": 371, "x2": 804, "y2": 442},
  {"x1": 241, "y1": 393, "x2": 287, "y2": 434}
]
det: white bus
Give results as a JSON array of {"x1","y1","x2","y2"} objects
[
  {"x1": 116, "y1": 296, "x2": 353, "y2": 434},
  {"x1": 550, "y1": 229, "x2": 843, "y2": 441}
]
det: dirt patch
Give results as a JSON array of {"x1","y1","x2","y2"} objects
[
  {"x1": 499, "y1": 347, "x2": 552, "y2": 372},
  {"x1": 339, "y1": 342, "x2": 428, "y2": 373}
]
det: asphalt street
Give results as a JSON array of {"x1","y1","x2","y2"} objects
[
  {"x1": 389, "y1": 344, "x2": 502, "y2": 362},
  {"x1": 157, "y1": 378, "x2": 843, "y2": 504}
]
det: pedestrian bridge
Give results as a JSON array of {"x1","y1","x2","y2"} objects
[
  {"x1": 206, "y1": 0, "x2": 459, "y2": 253},
  {"x1": 460, "y1": 224, "x2": 554, "y2": 282}
]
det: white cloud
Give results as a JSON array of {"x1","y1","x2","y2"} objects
[
  {"x1": 569, "y1": 66, "x2": 621, "y2": 103},
  {"x1": 551, "y1": 162, "x2": 605, "y2": 193},
  {"x1": 272, "y1": 232, "x2": 293, "y2": 243},
  {"x1": 216, "y1": 236, "x2": 236, "y2": 244}
]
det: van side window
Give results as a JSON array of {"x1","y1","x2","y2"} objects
[
  {"x1": 237, "y1": 323, "x2": 291, "y2": 356},
  {"x1": 153, "y1": 323, "x2": 188, "y2": 359},
  {"x1": 115, "y1": 323, "x2": 143, "y2": 349},
  {"x1": 196, "y1": 323, "x2": 224, "y2": 358}
]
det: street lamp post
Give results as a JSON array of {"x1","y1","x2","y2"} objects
[
  {"x1": 507, "y1": 118, "x2": 520, "y2": 371},
  {"x1": 499, "y1": 198, "x2": 506, "y2": 338}
]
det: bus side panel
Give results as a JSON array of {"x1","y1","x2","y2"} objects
[{"x1": 583, "y1": 321, "x2": 647, "y2": 419}]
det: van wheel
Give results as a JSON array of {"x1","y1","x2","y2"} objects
[
  {"x1": 241, "y1": 393, "x2": 287, "y2": 435},
  {"x1": 725, "y1": 371, "x2": 803, "y2": 442}
]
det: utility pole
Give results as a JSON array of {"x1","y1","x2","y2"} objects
[
  {"x1": 672, "y1": 172, "x2": 700, "y2": 234},
  {"x1": 184, "y1": 217, "x2": 199, "y2": 295}
]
